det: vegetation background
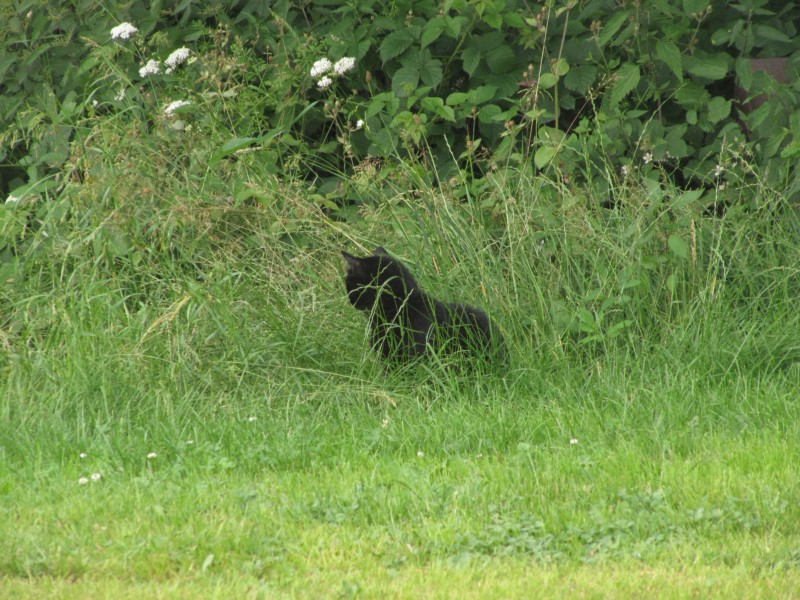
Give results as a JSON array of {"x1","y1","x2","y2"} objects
[{"x1": 2, "y1": 0, "x2": 800, "y2": 596}]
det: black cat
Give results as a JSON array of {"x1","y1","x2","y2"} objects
[{"x1": 342, "y1": 247, "x2": 506, "y2": 366}]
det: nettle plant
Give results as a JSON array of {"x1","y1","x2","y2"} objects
[
  {"x1": 3, "y1": 0, "x2": 799, "y2": 217},
  {"x1": 261, "y1": 0, "x2": 798, "y2": 210}
]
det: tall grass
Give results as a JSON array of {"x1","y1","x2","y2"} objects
[{"x1": 2, "y1": 56, "x2": 800, "y2": 595}]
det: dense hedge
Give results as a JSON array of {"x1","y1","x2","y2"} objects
[{"x1": 1, "y1": 0, "x2": 799, "y2": 208}]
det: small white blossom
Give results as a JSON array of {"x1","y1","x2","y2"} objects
[
  {"x1": 713, "y1": 164, "x2": 725, "y2": 178},
  {"x1": 317, "y1": 76, "x2": 333, "y2": 90},
  {"x1": 643, "y1": 152, "x2": 653, "y2": 164},
  {"x1": 333, "y1": 56, "x2": 356, "y2": 75},
  {"x1": 621, "y1": 165, "x2": 629, "y2": 177},
  {"x1": 78, "y1": 477, "x2": 89, "y2": 485},
  {"x1": 381, "y1": 417, "x2": 389, "y2": 429},
  {"x1": 247, "y1": 416, "x2": 257, "y2": 422},
  {"x1": 310, "y1": 58, "x2": 332, "y2": 79},
  {"x1": 91, "y1": 472, "x2": 102, "y2": 481},
  {"x1": 164, "y1": 100, "x2": 191, "y2": 116},
  {"x1": 417, "y1": 451, "x2": 424, "y2": 458},
  {"x1": 114, "y1": 88, "x2": 126, "y2": 101},
  {"x1": 110, "y1": 22, "x2": 138, "y2": 41},
  {"x1": 139, "y1": 59, "x2": 161, "y2": 78},
  {"x1": 165, "y1": 47, "x2": 191, "y2": 69},
  {"x1": 5, "y1": 195, "x2": 20, "y2": 205},
  {"x1": 79, "y1": 452, "x2": 88, "y2": 458},
  {"x1": 147, "y1": 452, "x2": 158, "y2": 459},
  {"x1": 570, "y1": 438, "x2": 579, "y2": 445},
  {"x1": 355, "y1": 119, "x2": 364, "y2": 130}
]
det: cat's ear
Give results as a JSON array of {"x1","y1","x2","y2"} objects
[{"x1": 341, "y1": 251, "x2": 362, "y2": 269}]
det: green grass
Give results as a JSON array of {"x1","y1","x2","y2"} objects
[{"x1": 3, "y1": 69, "x2": 800, "y2": 597}]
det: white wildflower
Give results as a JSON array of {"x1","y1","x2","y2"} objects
[
  {"x1": 5, "y1": 195, "x2": 20, "y2": 205},
  {"x1": 355, "y1": 119, "x2": 364, "y2": 130},
  {"x1": 621, "y1": 165, "x2": 629, "y2": 177},
  {"x1": 79, "y1": 452, "x2": 88, "y2": 458},
  {"x1": 317, "y1": 76, "x2": 333, "y2": 90},
  {"x1": 570, "y1": 438, "x2": 578, "y2": 445},
  {"x1": 310, "y1": 57, "x2": 332, "y2": 79},
  {"x1": 417, "y1": 451, "x2": 424, "y2": 458},
  {"x1": 333, "y1": 56, "x2": 356, "y2": 75},
  {"x1": 713, "y1": 164, "x2": 725, "y2": 178},
  {"x1": 164, "y1": 100, "x2": 191, "y2": 116},
  {"x1": 110, "y1": 22, "x2": 138, "y2": 41},
  {"x1": 78, "y1": 477, "x2": 89, "y2": 485},
  {"x1": 247, "y1": 416, "x2": 257, "y2": 422},
  {"x1": 643, "y1": 152, "x2": 653, "y2": 164},
  {"x1": 91, "y1": 472, "x2": 102, "y2": 481},
  {"x1": 139, "y1": 59, "x2": 161, "y2": 78},
  {"x1": 381, "y1": 418, "x2": 389, "y2": 429},
  {"x1": 114, "y1": 88, "x2": 126, "y2": 101},
  {"x1": 147, "y1": 452, "x2": 158, "y2": 459},
  {"x1": 165, "y1": 47, "x2": 191, "y2": 69}
]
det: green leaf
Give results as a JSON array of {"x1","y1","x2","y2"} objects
[
  {"x1": 470, "y1": 85, "x2": 498, "y2": 104},
  {"x1": 391, "y1": 67, "x2": 419, "y2": 97},
  {"x1": 682, "y1": 0, "x2": 709, "y2": 13},
  {"x1": 462, "y1": 45, "x2": 480, "y2": 76},
  {"x1": 685, "y1": 55, "x2": 728, "y2": 80},
  {"x1": 609, "y1": 63, "x2": 640, "y2": 108},
  {"x1": 675, "y1": 81, "x2": 710, "y2": 108},
  {"x1": 753, "y1": 24, "x2": 791, "y2": 43},
  {"x1": 477, "y1": 104, "x2": 502, "y2": 123},
  {"x1": 421, "y1": 19, "x2": 447, "y2": 49},
  {"x1": 484, "y1": 12, "x2": 502, "y2": 29},
  {"x1": 421, "y1": 96, "x2": 443, "y2": 109},
  {"x1": 707, "y1": 96, "x2": 731, "y2": 123},
  {"x1": 538, "y1": 73, "x2": 559, "y2": 89},
  {"x1": 668, "y1": 234, "x2": 690, "y2": 260},
  {"x1": 672, "y1": 189, "x2": 704, "y2": 209},
  {"x1": 551, "y1": 58, "x2": 570, "y2": 77},
  {"x1": 598, "y1": 12, "x2": 629, "y2": 47},
  {"x1": 503, "y1": 12, "x2": 527, "y2": 28},
  {"x1": 534, "y1": 145, "x2": 557, "y2": 169},
  {"x1": 446, "y1": 92, "x2": 469, "y2": 106},
  {"x1": 780, "y1": 139, "x2": 800, "y2": 159},
  {"x1": 418, "y1": 58, "x2": 443, "y2": 87},
  {"x1": 665, "y1": 124, "x2": 689, "y2": 158},
  {"x1": 564, "y1": 65, "x2": 597, "y2": 93},
  {"x1": 485, "y1": 45, "x2": 515, "y2": 74},
  {"x1": 655, "y1": 40, "x2": 683, "y2": 80},
  {"x1": 209, "y1": 137, "x2": 258, "y2": 165},
  {"x1": 380, "y1": 29, "x2": 415, "y2": 62}
]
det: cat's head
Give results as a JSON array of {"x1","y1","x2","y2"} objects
[{"x1": 342, "y1": 247, "x2": 418, "y2": 311}]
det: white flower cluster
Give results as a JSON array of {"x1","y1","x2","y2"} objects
[
  {"x1": 310, "y1": 56, "x2": 356, "y2": 90},
  {"x1": 310, "y1": 58, "x2": 333, "y2": 79},
  {"x1": 138, "y1": 47, "x2": 191, "y2": 79},
  {"x1": 139, "y1": 59, "x2": 161, "y2": 78},
  {"x1": 78, "y1": 472, "x2": 102, "y2": 485},
  {"x1": 110, "y1": 22, "x2": 138, "y2": 40},
  {"x1": 165, "y1": 47, "x2": 191, "y2": 73},
  {"x1": 164, "y1": 100, "x2": 191, "y2": 116},
  {"x1": 333, "y1": 57, "x2": 356, "y2": 75}
]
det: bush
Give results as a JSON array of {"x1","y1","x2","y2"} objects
[{"x1": 3, "y1": 0, "x2": 800, "y2": 209}]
